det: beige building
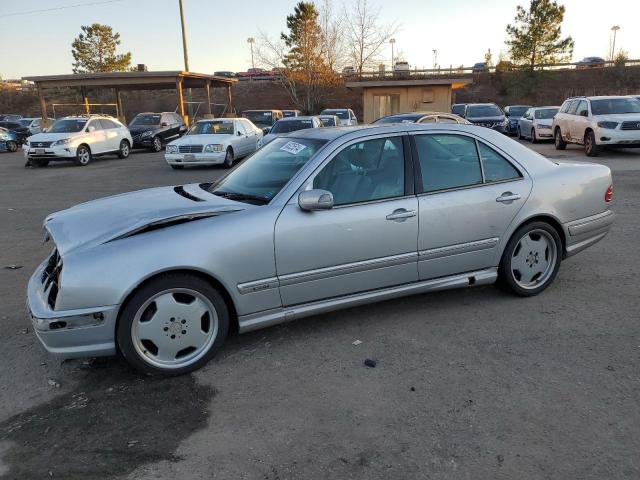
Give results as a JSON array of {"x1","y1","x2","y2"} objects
[{"x1": 346, "y1": 78, "x2": 472, "y2": 123}]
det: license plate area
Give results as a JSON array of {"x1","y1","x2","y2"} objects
[
  {"x1": 35, "y1": 148, "x2": 45, "y2": 154},
  {"x1": 184, "y1": 154, "x2": 195, "y2": 161}
]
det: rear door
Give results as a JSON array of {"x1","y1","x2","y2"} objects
[
  {"x1": 99, "y1": 119, "x2": 121, "y2": 151},
  {"x1": 274, "y1": 134, "x2": 418, "y2": 306},
  {"x1": 411, "y1": 132, "x2": 532, "y2": 280}
]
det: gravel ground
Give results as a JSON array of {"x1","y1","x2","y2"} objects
[{"x1": 0, "y1": 141, "x2": 638, "y2": 480}]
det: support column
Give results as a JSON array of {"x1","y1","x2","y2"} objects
[
  {"x1": 115, "y1": 88, "x2": 125, "y2": 123},
  {"x1": 205, "y1": 81, "x2": 212, "y2": 117},
  {"x1": 176, "y1": 78, "x2": 187, "y2": 125},
  {"x1": 81, "y1": 87, "x2": 90, "y2": 114},
  {"x1": 37, "y1": 85, "x2": 49, "y2": 127},
  {"x1": 226, "y1": 84, "x2": 233, "y2": 117}
]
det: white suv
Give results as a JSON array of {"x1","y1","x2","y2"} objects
[
  {"x1": 25, "y1": 115, "x2": 133, "y2": 166},
  {"x1": 552, "y1": 96, "x2": 640, "y2": 156},
  {"x1": 319, "y1": 108, "x2": 358, "y2": 126}
]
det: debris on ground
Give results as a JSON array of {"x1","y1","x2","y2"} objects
[
  {"x1": 606, "y1": 365, "x2": 615, "y2": 371},
  {"x1": 364, "y1": 359, "x2": 376, "y2": 368},
  {"x1": 352, "y1": 340, "x2": 362, "y2": 346},
  {"x1": 410, "y1": 386, "x2": 415, "y2": 392},
  {"x1": 21, "y1": 328, "x2": 29, "y2": 334},
  {"x1": 497, "y1": 454, "x2": 505, "y2": 463},
  {"x1": 47, "y1": 379, "x2": 60, "y2": 388},
  {"x1": 4, "y1": 265, "x2": 23, "y2": 270},
  {"x1": 127, "y1": 440, "x2": 139, "y2": 448}
]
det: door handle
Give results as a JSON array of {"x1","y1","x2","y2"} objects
[
  {"x1": 496, "y1": 192, "x2": 521, "y2": 203},
  {"x1": 386, "y1": 209, "x2": 417, "y2": 221}
]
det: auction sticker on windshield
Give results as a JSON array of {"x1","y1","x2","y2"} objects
[{"x1": 280, "y1": 141, "x2": 307, "y2": 155}]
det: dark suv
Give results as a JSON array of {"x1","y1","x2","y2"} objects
[
  {"x1": 504, "y1": 105, "x2": 533, "y2": 136},
  {"x1": 128, "y1": 112, "x2": 187, "y2": 152},
  {"x1": 463, "y1": 103, "x2": 508, "y2": 134}
]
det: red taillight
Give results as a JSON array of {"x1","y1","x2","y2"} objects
[{"x1": 605, "y1": 185, "x2": 613, "y2": 203}]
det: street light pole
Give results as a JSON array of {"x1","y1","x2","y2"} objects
[
  {"x1": 178, "y1": 0, "x2": 189, "y2": 72},
  {"x1": 247, "y1": 37, "x2": 255, "y2": 70},
  {"x1": 610, "y1": 25, "x2": 620, "y2": 62},
  {"x1": 389, "y1": 38, "x2": 396, "y2": 72}
]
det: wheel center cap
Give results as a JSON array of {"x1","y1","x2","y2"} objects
[
  {"x1": 526, "y1": 251, "x2": 539, "y2": 267},
  {"x1": 168, "y1": 322, "x2": 182, "y2": 335}
]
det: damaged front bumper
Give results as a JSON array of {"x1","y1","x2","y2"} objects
[{"x1": 27, "y1": 259, "x2": 118, "y2": 358}]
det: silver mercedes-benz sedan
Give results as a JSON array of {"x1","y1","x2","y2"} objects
[{"x1": 27, "y1": 124, "x2": 615, "y2": 375}]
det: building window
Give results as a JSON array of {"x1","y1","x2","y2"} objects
[{"x1": 373, "y1": 94, "x2": 400, "y2": 120}]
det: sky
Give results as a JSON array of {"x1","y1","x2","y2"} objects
[{"x1": 0, "y1": 0, "x2": 638, "y2": 79}]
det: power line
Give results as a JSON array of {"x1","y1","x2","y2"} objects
[{"x1": 0, "y1": 0, "x2": 127, "y2": 18}]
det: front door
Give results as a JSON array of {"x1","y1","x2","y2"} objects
[
  {"x1": 86, "y1": 120, "x2": 108, "y2": 153},
  {"x1": 570, "y1": 100, "x2": 590, "y2": 143},
  {"x1": 411, "y1": 133, "x2": 532, "y2": 280},
  {"x1": 274, "y1": 135, "x2": 418, "y2": 306}
]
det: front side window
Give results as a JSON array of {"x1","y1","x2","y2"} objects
[
  {"x1": 86, "y1": 120, "x2": 102, "y2": 132},
  {"x1": 206, "y1": 137, "x2": 326, "y2": 204},
  {"x1": 576, "y1": 100, "x2": 588, "y2": 116},
  {"x1": 478, "y1": 143, "x2": 521, "y2": 183},
  {"x1": 313, "y1": 137, "x2": 404, "y2": 206},
  {"x1": 414, "y1": 134, "x2": 483, "y2": 193}
]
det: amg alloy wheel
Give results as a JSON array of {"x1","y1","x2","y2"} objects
[
  {"x1": 499, "y1": 222, "x2": 561, "y2": 297},
  {"x1": 117, "y1": 273, "x2": 229, "y2": 375},
  {"x1": 223, "y1": 148, "x2": 234, "y2": 168}
]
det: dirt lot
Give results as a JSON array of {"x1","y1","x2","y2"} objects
[{"x1": 0, "y1": 140, "x2": 639, "y2": 480}]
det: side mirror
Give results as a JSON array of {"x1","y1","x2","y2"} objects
[
  {"x1": 298, "y1": 189, "x2": 334, "y2": 211},
  {"x1": 580, "y1": 110, "x2": 588, "y2": 117},
  {"x1": 87, "y1": 125, "x2": 95, "y2": 132},
  {"x1": 237, "y1": 131, "x2": 243, "y2": 136},
  {"x1": 161, "y1": 122, "x2": 168, "y2": 127}
]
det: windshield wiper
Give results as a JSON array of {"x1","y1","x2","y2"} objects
[{"x1": 212, "y1": 190, "x2": 269, "y2": 205}]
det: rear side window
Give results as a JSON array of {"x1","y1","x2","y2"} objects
[
  {"x1": 478, "y1": 143, "x2": 521, "y2": 182},
  {"x1": 414, "y1": 134, "x2": 483, "y2": 192},
  {"x1": 99, "y1": 119, "x2": 119, "y2": 129}
]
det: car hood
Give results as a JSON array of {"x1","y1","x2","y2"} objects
[
  {"x1": 128, "y1": 125, "x2": 160, "y2": 135},
  {"x1": 261, "y1": 133, "x2": 281, "y2": 145},
  {"x1": 44, "y1": 184, "x2": 248, "y2": 256},
  {"x1": 594, "y1": 114, "x2": 640, "y2": 122},
  {"x1": 28, "y1": 132, "x2": 83, "y2": 142},
  {"x1": 169, "y1": 134, "x2": 233, "y2": 145},
  {"x1": 534, "y1": 118, "x2": 554, "y2": 126},
  {"x1": 467, "y1": 116, "x2": 505, "y2": 123}
]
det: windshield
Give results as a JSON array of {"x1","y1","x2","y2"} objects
[
  {"x1": 19, "y1": 119, "x2": 33, "y2": 127},
  {"x1": 466, "y1": 105, "x2": 503, "y2": 117},
  {"x1": 270, "y1": 119, "x2": 314, "y2": 134},
  {"x1": 130, "y1": 114, "x2": 161, "y2": 126},
  {"x1": 189, "y1": 121, "x2": 235, "y2": 135},
  {"x1": 48, "y1": 119, "x2": 87, "y2": 133},
  {"x1": 204, "y1": 137, "x2": 326, "y2": 204},
  {"x1": 242, "y1": 111, "x2": 274, "y2": 127},
  {"x1": 591, "y1": 98, "x2": 640, "y2": 115},
  {"x1": 535, "y1": 108, "x2": 559, "y2": 119},
  {"x1": 282, "y1": 111, "x2": 298, "y2": 118},
  {"x1": 321, "y1": 110, "x2": 349, "y2": 119},
  {"x1": 451, "y1": 105, "x2": 465, "y2": 115},
  {"x1": 508, "y1": 107, "x2": 530, "y2": 117},
  {"x1": 373, "y1": 114, "x2": 421, "y2": 124},
  {"x1": 320, "y1": 117, "x2": 336, "y2": 126}
]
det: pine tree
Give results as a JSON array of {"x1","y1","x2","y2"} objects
[
  {"x1": 506, "y1": 0, "x2": 574, "y2": 70},
  {"x1": 71, "y1": 24, "x2": 132, "y2": 73}
]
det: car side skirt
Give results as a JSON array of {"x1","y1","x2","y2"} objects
[{"x1": 238, "y1": 267, "x2": 498, "y2": 333}]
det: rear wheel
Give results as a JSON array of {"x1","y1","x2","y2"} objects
[
  {"x1": 34, "y1": 159, "x2": 49, "y2": 167},
  {"x1": 584, "y1": 130, "x2": 600, "y2": 157},
  {"x1": 118, "y1": 139, "x2": 130, "y2": 159},
  {"x1": 170, "y1": 164, "x2": 184, "y2": 170},
  {"x1": 554, "y1": 128, "x2": 567, "y2": 150},
  {"x1": 517, "y1": 127, "x2": 523, "y2": 140},
  {"x1": 223, "y1": 147, "x2": 234, "y2": 168},
  {"x1": 498, "y1": 221, "x2": 562, "y2": 297},
  {"x1": 151, "y1": 136, "x2": 163, "y2": 152},
  {"x1": 74, "y1": 145, "x2": 91, "y2": 166},
  {"x1": 6, "y1": 141, "x2": 18, "y2": 152},
  {"x1": 116, "y1": 273, "x2": 230, "y2": 375}
]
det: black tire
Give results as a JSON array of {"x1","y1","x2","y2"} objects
[
  {"x1": 118, "y1": 139, "x2": 130, "y2": 159},
  {"x1": 554, "y1": 128, "x2": 567, "y2": 150},
  {"x1": 116, "y1": 273, "x2": 230, "y2": 376},
  {"x1": 517, "y1": 127, "x2": 523, "y2": 140},
  {"x1": 6, "y1": 141, "x2": 18, "y2": 152},
  {"x1": 74, "y1": 144, "x2": 92, "y2": 166},
  {"x1": 223, "y1": 147, "x2": 234, "y2": 168},
  {"x1": 584, "y1": 130, "x2": 601, "y2": 157},
  {"x1": 498, "y1": 221, "x2": 562, "y2": 297},
  {"x1": 34, "y1": 159, "x2": 49, "y2": 167},
  {"x1": 170, "y1": 164, "x2": 184, "y2": 170},
  {"x1": 530, "y1": 128, "x2": 537, "y2": 144},
  {"x1": 151, "y1": 136, "x2": 163, "y2": 152}
]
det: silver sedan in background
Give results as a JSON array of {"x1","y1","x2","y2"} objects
[{"x1": 27, "y1": 124, "x2": 614, "y2": 375}]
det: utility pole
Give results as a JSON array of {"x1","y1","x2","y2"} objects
[
  {"x1": 389, "y1": 38, "x2": 396, "y2": 72},
  {"x1": 178, "y1": 0, "x2": 189, "y2": 71},
  {"x1": 247, "y1": 37, "x2": 255, "y2": 70},
  {"x1": 610, "y1": 25, "x2": 620, "y2": 62},
  {"x1": 432, "y1": 49, "x2": 438, "y2": 70}
]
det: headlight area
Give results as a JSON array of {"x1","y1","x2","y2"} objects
[
  {"x1": 538, "y1": 124, "x2": 552, "y2": 130},
  {"x1": 597, "y1": 121, "x2": 619, "y2": 130},
  {"x1": 204, "y1": 144, "x2": 224, "y2": 153},
  {"x1": 141, "y1": 131, "x2": 153, "y2": 138},
  {"x1": 166, "y1": 145, "x2": 179, "y2": 154},
  {"x1": 51, "y1": 138, "x2": 73, "y2": 147}
]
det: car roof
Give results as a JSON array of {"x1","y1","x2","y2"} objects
[
  {"x1": 506, "y1": 105, "x2": 532, "y2": 108},
  {"x1": 243, "y1": 109, "x2": 283, "y2": 113},
  {"x1": 276, "y1": 116, "x2": 319, "y2": 121},
  {"x1": 531, "y1": 106, "x2": 560, "y2": 110},
  {"x1": 321, "y1": 108, "x2": 349, "y2": 111}
]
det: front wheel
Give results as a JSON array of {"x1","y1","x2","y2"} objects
[
  {"x1": 74, "y1": 145, "x2": 92, "y2": 166},
  {"x1": 554, "y1": 128, "x2": 567, "y2": 150},
  {"x1": 498, "y1": 222, "x2": 562, "y2": 297},
  {"x1": 584, "y1": 130, "x2": 601, "y2": 157},
  {"x1": 517, "y1": 127, "x2": 523, "y2": 140},
  {"x1": 530, "y1": 128, "x2": 537, "y2": 144},
  {"x1": 116, "y1": 273, "x2": 230, "y2": 375},
  {"x1": 151, "y1": 136, "x2": 163, "y2": 152},
  {"x1": 6, "y1": 141, "x2": 18, "y2": 152},
  {"x1": 223, "y1": 147, "x2": 234, "y2": 168},
  {"x1": 170, "y1": 164, "x2": 184, "y2": 170},
  {"x1": 118, "y1": 140, "x2": 130, "y2": 159}
]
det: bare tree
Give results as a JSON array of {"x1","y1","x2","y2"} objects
[
  {"x1": 345, "y1": 0, "x2": 399, "y2": 75},
  {"x1": 317, "y1": 0, "x2": 347, "y2": 72}
]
